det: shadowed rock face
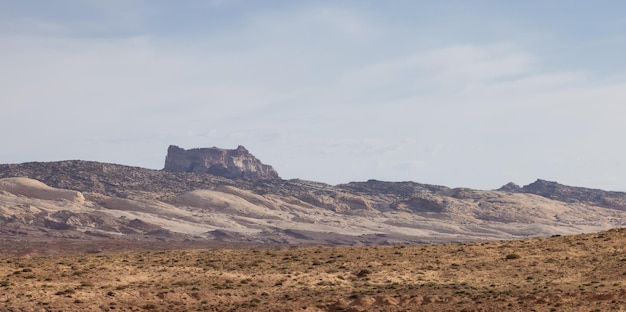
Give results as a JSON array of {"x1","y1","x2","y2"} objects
[{"x1": 163, "y1": 145, "x2": 280, "y2": 180}]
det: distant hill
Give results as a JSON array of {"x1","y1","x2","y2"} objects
[{"x1": 1, "y1": 146, "x2": 626, "y2": 246}]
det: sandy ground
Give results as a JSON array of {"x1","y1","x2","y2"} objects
[{"x1": 1, "y1": 228, "x2": 626, "y2": 311}]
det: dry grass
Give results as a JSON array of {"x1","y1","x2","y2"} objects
[{"x1": 2, "y1": 229, "x2": 626, "y2": 311}]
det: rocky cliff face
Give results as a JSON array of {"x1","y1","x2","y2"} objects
[{"x1": 163, "y1": 145, "x2": 280, "y2": 180}]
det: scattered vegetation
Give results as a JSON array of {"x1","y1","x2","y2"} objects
[
  {"x1": 1, "y1": 229, "x2": 626, "y2": 311},
  {"x1": 505, "y1": 253, "x2": 522, "y2": 260}
]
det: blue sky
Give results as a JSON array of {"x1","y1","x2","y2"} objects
[{"x1": 1, "y1": 1, "x2": 626, "y2": 190}]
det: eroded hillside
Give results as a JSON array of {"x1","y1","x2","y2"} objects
[{"x1": 1, "y1": 161, "x2": 626, "y2": 245}]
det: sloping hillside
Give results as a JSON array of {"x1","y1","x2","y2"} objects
[{"x1": 1, "y1": 161, "x2": 626, "y2": 245}]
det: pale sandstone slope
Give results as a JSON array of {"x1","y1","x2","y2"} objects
[{"x1": 0, "y1": 177, "x2": 84, "y2": 204}]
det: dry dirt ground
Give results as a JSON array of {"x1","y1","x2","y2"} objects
[{"x1": 2, "y1": 229, "x2": 626, "y2": 312}]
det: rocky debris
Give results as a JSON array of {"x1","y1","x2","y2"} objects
[{"x1": 164, "y1": 145, "x2": 280, "y2": 180}]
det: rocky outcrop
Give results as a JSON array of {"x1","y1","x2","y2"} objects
[
  {"x1": 163, "y1": 145, "x2": 280, "y2": 180},
  {"x1": 498, "y1": 179, "x2": 626, "y2": 211},
  {"x1": 497, "y1": 182, "x2": 522, "y2": 193},
  {"x1": 520, "y1": 179, "x2": 606, "y2": 203}
]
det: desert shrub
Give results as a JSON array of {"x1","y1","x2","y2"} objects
[
  {"x1": 356, "y1": 269, "x2": 372, "y2": 278},
  {"x1": 55, "y1": 289, "x2": 75, "y2": 295},
  {"x1": 505, "y1": 254, "x2": 521, "y2": 260}
]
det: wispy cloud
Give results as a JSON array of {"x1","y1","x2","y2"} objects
[{"x1": 1, "y1": 1, "x2": 626, "y2": 190}]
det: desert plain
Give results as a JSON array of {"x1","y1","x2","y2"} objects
[{"x1": 2, "y1": 228, "x2": 626, "y2": 311}]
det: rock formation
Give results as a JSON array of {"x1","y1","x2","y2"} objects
[
  {"x1": 498, "y1": 179, "x2": 626, "y2": 211},
  {"x1": 3, "y1": 159, "x2": 626, "y2": 246},
  {"x1": 497, "y1": 182, "x2": 522, "y2": 193},
  {"x1": 163, "y1": 145, "x2": 280, "y2": 180}
]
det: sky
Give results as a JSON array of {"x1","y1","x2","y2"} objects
[{"x1": 1, "y1": 1, "x2": 626, "y2": 190}]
